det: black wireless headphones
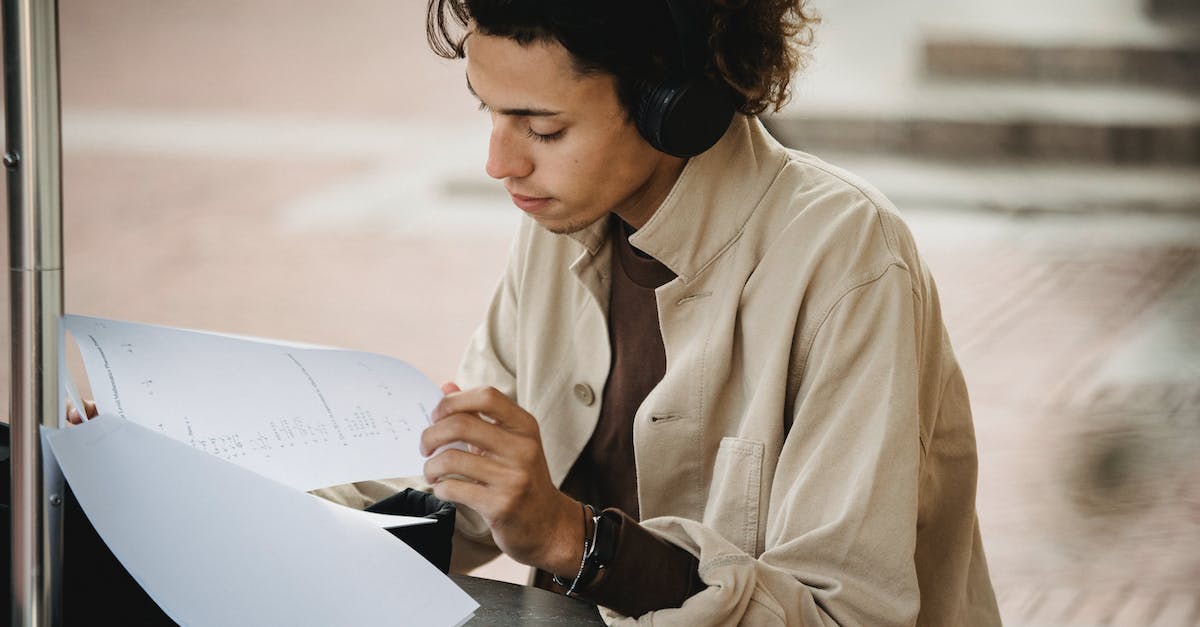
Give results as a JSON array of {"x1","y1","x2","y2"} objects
[{"x1": 634, "y1": 0, "x2": 738, "y2": 158}]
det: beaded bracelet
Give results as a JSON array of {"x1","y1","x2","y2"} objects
[{"x1": 553, "y1": 503, "x2": 596, "y2": 596}]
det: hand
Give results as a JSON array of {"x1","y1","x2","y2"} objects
[
  {"x1": 421, "y1": 383, "x2": 584, "y2": 577},
  {"x1": 66, "y1": 399, "x2": 98, "y2": 425}
]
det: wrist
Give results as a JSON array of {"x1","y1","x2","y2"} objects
[
  {"x1": 552, "y1": 505, "x2": 620, "y2": 597},
  {"x1": 544, "y1": 498, "x2": 588, "y2": 577}
]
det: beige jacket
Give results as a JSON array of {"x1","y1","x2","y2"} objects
[{"x1": 324, "y1": 115, "x2": 1001, "y2": 626}]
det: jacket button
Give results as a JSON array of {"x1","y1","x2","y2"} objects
[{"x1": 573, "y1": 383, "x2": 595, "y2": 406}]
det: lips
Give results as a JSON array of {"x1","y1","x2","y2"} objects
[{"x1": 508, "y1": 191, "x2": 552, "y2": 214}]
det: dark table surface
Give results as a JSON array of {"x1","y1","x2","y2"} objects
[{"x1": 450, "y1": 574, "x2": 606, "y2": 626}]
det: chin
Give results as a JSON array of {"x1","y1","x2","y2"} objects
[{"x1": 537, "y1": 213, "x2": 605, "y2": 236}]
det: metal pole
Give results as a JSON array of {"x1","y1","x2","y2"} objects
[{"x1": 3, "y1": 0, "x2": 64, "y2": 624}]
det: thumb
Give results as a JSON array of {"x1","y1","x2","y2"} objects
[{"x1": 439, "y1": 381, "x2": 462, "y2": 395}]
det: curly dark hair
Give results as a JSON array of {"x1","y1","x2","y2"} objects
[{"x1": 426, "y1": 0, "x2": 819, "y2": 116}]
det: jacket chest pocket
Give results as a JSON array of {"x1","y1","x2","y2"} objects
[{"x1": 702, "y1": 437, "x2": 765, "y2": 556}]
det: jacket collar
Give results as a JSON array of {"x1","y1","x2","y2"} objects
[{"x1": 567, "y1": 115, "x2": 789, "y2": 284}]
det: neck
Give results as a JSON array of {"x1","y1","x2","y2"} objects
[{"x1": 613, "y1": 154, "x2": 687, "y2": 229}]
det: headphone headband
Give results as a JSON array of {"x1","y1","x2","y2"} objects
[
  {"x1": 634, "y1": 0, "x2": 736, "y2": 158},
  {"x1": 663, "y1": 0, "x2": 706, "y2": 76}
]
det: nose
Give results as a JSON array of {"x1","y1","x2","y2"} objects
[{"x1": 485, "y1": 124, "x2": 533, "y2": 181}]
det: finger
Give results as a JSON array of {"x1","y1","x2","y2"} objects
[
  {"x1": 66, "y1": 399, "x2": 99, "y2": 424},
  {"x1": 420, "y1": 412, "x2": 515, "y2": 457},
  {"x1": 429, "y1": 476, "x2": 494, "y2": 513},
  {"x1": 431, "y1": 386, "x2": 530, "y2": 430},
  {"x1": 429, "y1": 382, "x2": 472, "y2": 453},
  {"x1": 423, "y1": 447, "x2": 508, "y2": 487}
]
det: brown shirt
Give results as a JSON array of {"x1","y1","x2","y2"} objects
[
  {"x1": 561, "y1": 215, "x2": 675, "y2": 515},
  {"x1": 539, "y1": 216, "x2": 703, "y2": 615}
]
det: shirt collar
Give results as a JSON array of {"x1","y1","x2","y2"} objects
[{"x1": 567, "y1": 115, "x2": 789, "y2": 284}]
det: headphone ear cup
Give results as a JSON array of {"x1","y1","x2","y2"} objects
[
  {"x1": 634, "y1": 79, "x2": 684, "y2": 155},
  {"x1": 635, "y1": 77, "x2": 735, "y2": 158}
]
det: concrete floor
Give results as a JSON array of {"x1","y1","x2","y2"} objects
[{"x1": 2, "y1": 2, "x2": 1197, "y2": 625}]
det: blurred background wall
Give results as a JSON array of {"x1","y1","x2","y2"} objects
[{"x1": 1, "y1": 1, "x2": 1197, "y2": 624}]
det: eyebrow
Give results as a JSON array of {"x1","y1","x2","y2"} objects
[{"x1": 466, "y1": 73, "x2": 562, "y2": 118}]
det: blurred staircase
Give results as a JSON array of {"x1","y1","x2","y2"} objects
[{"x1": 764, "y1": 3, "x2": 1200, "y2": 214}]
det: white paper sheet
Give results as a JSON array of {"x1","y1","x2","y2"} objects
[
  {"x1": 63, "y1": 315, "x2": 440, "y2": 491},
  {"x1": 46, "y1": 416, "x2": 477, "y2": 627}
]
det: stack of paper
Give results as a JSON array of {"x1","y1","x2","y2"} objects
[{"x1": 48, "y1": 315, "x2": 479, "y2": 626}]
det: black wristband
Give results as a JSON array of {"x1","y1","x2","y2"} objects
[{"x1": 574, "y1": 508, "x2": 620, "y2": 592}]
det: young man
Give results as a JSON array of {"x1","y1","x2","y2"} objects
[{"x1": 396, "y1": 1, "x2": 999, "y2": 624}]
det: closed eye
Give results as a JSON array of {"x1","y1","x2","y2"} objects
[{"x1": 526, "y1": 128, "x2": 564, "y2": 143}]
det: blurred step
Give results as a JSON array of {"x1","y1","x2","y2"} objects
[
  {"x1": 923, "y1": 35, "x2": 1200, "y2": 91},
  {"x1": 809, "y1": 152, "x2": 1200, "y2": 215},
  {"x1": 765, "y1": 83, "x2": 1200, "y2": 164},
  {"x1": 1147, "y1": 0, "x2": 1200, "y2": 20}
]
